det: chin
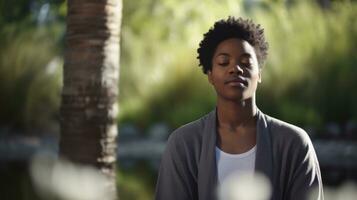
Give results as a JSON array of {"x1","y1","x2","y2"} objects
[
  {"x1": 222, "y1": 93, "x2": 244, "y2": 102},
  {"x1": 229, "y1": 92, "x2": 254, "y2": 102},
  {"x1": 217, "y1": 90, "x2": 253, "y2": 102}
]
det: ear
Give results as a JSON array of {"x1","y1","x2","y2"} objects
[
  {"x1": 258, "y1": 69, "x2": 262, "y2": 83},
  {"x1": 207, "y1": 70, "x2": 214, "y2": 84}
]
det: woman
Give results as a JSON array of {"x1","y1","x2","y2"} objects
[{"x1": 155, "y1": 16, "x2": 323, "y2": 200}]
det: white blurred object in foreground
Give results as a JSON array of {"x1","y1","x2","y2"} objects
[
  {"x1": 218, "y1": 172, "x2": 271, "y2": 200},
  {"x1": 30, "y1": 154, "x2": 115, "y2": 200}
]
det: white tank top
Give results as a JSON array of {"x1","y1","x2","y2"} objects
[{"x1": 215, "y1": 145, "x2": 256, "y2": 184}]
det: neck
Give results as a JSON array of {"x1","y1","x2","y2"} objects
[{"x1": 216, "y1": 96, "x2": 258, "y2": 128}]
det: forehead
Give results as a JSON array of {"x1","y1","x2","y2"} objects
[{"x1": 213, "y1": 38, "x2": 256, "y2": 57}]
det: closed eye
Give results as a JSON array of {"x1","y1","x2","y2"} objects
[
  {"x1": 218, "y1": 62, "x2": 229, "y2": 66},
  {"x1": 240, "y1": 54, "x2": 254, "y2": 66},
  {"x1": 215, "y1": 53, "x2": 230, "y2": 67}
]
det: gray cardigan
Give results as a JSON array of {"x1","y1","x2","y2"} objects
[{"x1": 155, "y1": 109, "x2": 324, "y2": 200}]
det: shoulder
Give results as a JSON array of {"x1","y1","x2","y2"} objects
[
  {"x1": 264, "y1": 114, "x2": 313, "y2": 150},
  {"x1": 164, "y1": 111, "x2": 212, "y2": 157},
  {"x1": 168, "y1": 111, "x2": 210, "y2": 144},
  {"x1": 263, "y1": 114, "x2": 323, "y2": 199}
]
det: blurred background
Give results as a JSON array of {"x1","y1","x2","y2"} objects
[{"x1": 0, "y1": 0, "x2": 357, "y2": 199}]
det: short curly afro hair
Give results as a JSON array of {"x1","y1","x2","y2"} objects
[{"x1": 197, "y1": 16, "x2": 269, "y2": 74}]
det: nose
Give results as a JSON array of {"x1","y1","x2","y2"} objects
[{"x1": 229, "y1": 64, "x2": 244, "y2": 75}]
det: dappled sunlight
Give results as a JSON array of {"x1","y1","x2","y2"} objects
[
  {"x1": 119, "y1": 0, "x2": 357, "y2": 129},
  {"x1": 253, "y1": 1, "x2": 346, "y2": 93},
  {"x1": 1, "y1": 0, "x2": 357, "y2": 200}
]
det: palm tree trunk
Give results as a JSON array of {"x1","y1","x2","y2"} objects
[{"x1": 59, "y1": 0, "x2": 122, "y2": 197}]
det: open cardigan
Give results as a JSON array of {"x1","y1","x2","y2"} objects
[{"x1": 155, "y1": 109, "x2": 324, "y2": 200}]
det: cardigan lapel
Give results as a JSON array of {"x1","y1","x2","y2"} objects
[
  {"x1": 198, "y1": 109, "x2": 218, "y2": 200},
  {"x1": 255, "y1": 109, "x2": 274, "y2": 188}
]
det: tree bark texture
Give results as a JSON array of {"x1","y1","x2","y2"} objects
[{"x1": 60, "y1": 0, "x2": 122, "y2": 197}]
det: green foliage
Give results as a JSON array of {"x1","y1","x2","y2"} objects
[
  {"x1": 0, "y1": 22, "x2": 64, "y2": 132},
  {"x1": 0, "y1": 0, "x2": 31, "y2": 24},
  {"x1": 1, "y1": 0, "x2": 356, "y2": 132},
  {"x1": 253, "y1": 1, "x2": 357, "y2": 125},
  {"x1": 119, "y1": 0, "x2": 357, "y2": 129},
  {"x1": 117, "y1": 163, "x2": 156, "y2": 200},
  {"x1": 0, "y1": 0, "x2": 66, "y2": 25}
]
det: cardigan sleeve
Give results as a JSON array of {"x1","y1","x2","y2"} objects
[
  {"x1": 155, "y1": 131, "x2": 198, "y2": 200},
  {"x1": 286, "y1": 133, "x2": 324, "y2": 200}
]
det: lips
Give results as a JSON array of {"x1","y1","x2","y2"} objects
[{"x1": 224, "y1": 77, "x2": 248, "y2": 87}]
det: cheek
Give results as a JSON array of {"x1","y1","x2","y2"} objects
[
  {"x1": 249, "y1": 67, "x2": 260, "y2": 80},
  {"x1": 251, "y1": 72, "x2": 260, "y2": 81},
  {"x1": 208, "y1": 68, "x2": 220, "y2": 84},
  {"x1": 208, "y1": 71, "x2": 215, "y2": 85},
  {"x1": 247, "y1": 71, "x2": 260, "y2": 88}
]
